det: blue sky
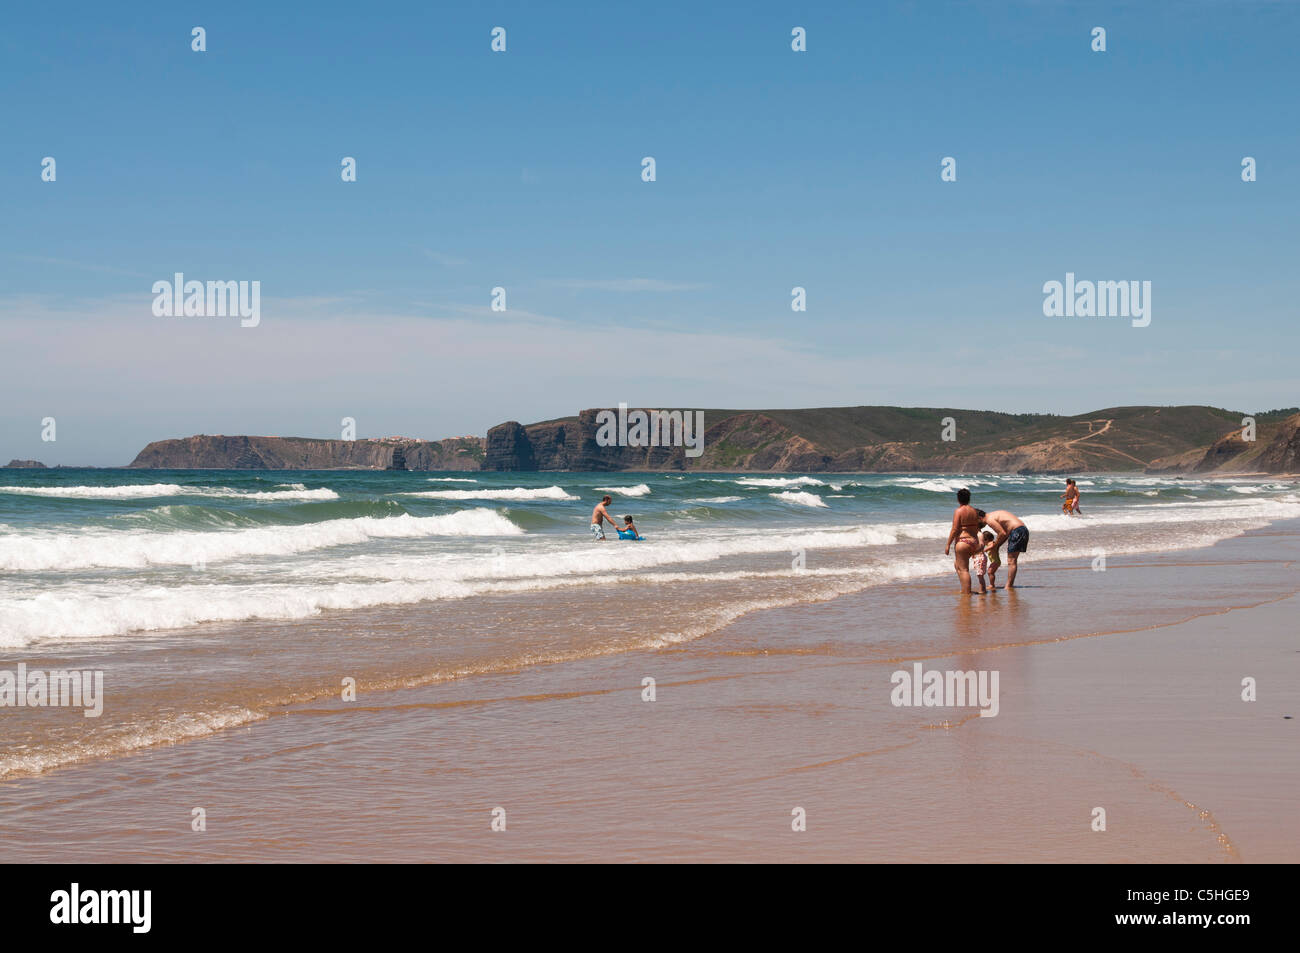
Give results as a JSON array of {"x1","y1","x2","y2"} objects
[{"x1": 1, "y1": 1, "x2": 1296, "y2": 464}]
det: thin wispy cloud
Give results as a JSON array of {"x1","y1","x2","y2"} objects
[
  {"x1": 549, "y1": 278, "x2": 708, "y2": 293},
  {"x1": 430, "y1": 302, "x2": 569, "y2": 326}
]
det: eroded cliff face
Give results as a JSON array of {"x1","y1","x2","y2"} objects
[
  {"x1": 486, "y1": 411, "x2": 689, "y2": 471},
  {"x1": 1191, "y1": 431, "x2": 1253, "y2": 472},
  {"x1": 129, "y1": 435, "x2": 483, "y2": 470},
  {"x1": 483, "y1": 422, "x2": 536, "y2": 471},
  {"x1": 695, "y1": 415, "x2": 825, "y2": 471},
  {"x1": 1255, "y1": 414, "x2": 1300, "y2": 473},
  {"x1": 1149, "y1": 413, "x2": 1300, "y2": 475}
]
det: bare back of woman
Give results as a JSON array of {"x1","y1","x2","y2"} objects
[{"x1": 946, "y1": 502, "x2": 983, "y2": 594}]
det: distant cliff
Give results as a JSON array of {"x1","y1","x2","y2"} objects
[
  {"x1": 121, "y1": 406, "x2": 1300, "y2": 474},
  {"x1": 4, "y1": 459, "x2": 47, "y2": 468},
  {"x1": 485, "y1": 411, "x2": 691, "y2": 472},
  {"x1": 484, "y1": 405, "x2": 1300, "y2": 475},
  {"x1": 129, "y1": 435, "x2": 484, "y2": 470},
  {"x1": 1254, "y1": 413, "x2": 1300, "y2": 473}
]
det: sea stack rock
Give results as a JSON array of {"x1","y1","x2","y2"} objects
[{"x1": 484, "y1": 422, "x2": 537, "y2": 471}]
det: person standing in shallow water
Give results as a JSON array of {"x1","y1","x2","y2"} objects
[
  {"x1": 590, "y1": 495, "x2": 619, "y2": 541},
  {"x1": 1061, "y1": 478, "x2": 1082, "y2": 515},
  {"x1": 944, "y1": 487, "x2": 983, "y2": 594},
  {"x1": 980, "y1": 508, "x2": 1028, "y2": 589}
]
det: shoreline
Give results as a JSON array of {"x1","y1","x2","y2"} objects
[{"x1": 1, "y1": 520, "x2": 1296, "y2": 861}]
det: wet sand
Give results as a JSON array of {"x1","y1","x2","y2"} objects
[{"x1": 1, "y1": 523, "x2": 1296, "y2": 862}]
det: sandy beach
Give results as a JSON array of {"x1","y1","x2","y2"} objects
[{"x1": 2, "y1": 518, "x2": 1295, "y2": 863}]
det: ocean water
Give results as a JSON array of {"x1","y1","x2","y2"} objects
[{"x1": 1, "y1": 467, "x2": 1297, "y2": 779}]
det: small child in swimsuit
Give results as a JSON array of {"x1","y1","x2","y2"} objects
[
  {"x1": 616, "y1": 516, "x2": 642, "y2": 540},
  {"x1": 982, "y1": 530, "x2": 1000, "y2": 589},
  {"x1": 972, "y1": 539, "x2": 989, "y2": 593}
]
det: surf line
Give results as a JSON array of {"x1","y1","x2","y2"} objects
[{"x1": 595, "y1": 403, "x2": 705, "y2": 458}]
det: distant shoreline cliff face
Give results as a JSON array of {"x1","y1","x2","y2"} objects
[
  {"x1": 1253, "y1": 414, "x2": 1300, "y2": 473},
  {"x1": 128, "y1": 435, "x2": 484, "y2": 470},
  {"x1": 118, "y1": 406, "x2": 1300, "y2": 474},
  {"x1": 482, "y1": 412, "x2": 1104, "y2": 474},
  {"x1": 484, "y1": 411, "x2": 692, "y2": 472},
  {"x1": 484, "y1": 406, "x2": 1300, "y2": 475},
  {"x1": 1147, "y1": 413, "x2": 1300, "y2": 476}
]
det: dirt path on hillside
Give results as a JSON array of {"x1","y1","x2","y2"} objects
[{"x1": 1063, "y1": 419, "x2": 1150, "y2": 466}]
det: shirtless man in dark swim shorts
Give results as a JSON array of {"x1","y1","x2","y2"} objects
[
  {"x1": 590, "y1": 495, "x2": 619, "y2": 541},
  {"x1": 980, "y1": 508, "x2": 1029, "y2": 589}
]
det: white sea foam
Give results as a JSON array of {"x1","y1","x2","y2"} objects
[
  {"x1": 0, "y1": 706, "x2": 268, "y2": 781},
  {"x1": 223, "y1": 487, "x2": 339, "y2": 501},
  {"x1": 893, "y1": 478, "x2": 981, "y2": 493},
  {"x1": 0, "y1": 483, "x2": 339, "y2": 502},
  {"x1": 0, "y1": 509, "x2": 522, "y2": 572},
  {"x1": 686, "y1": 496, "x2": 743, "y2": 504},
  {"x1": 595, "y1": 484, "x2": 652, "y2": 497},
  {"x1": 426, "y1": 477, "x2": 478, "y2": 483},
  {"x1": 0, "y1": 524, "x2": 900, "y2": 644},
  {"x1": 734, "y1": 476, "x2": 825, "y2": 488},
  {"x1": 402, "y1": 486, "x2": 577, "y2": 501},
  {"x1": 1, "y1": 483, "x2": 192, "y2": 499},
  {"x1": 771, "y1": 491, "x2": 828, "y2": 508}
]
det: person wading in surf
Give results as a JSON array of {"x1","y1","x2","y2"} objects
[{"x1": 590, "y1": 495, "x2": 619, "y2": 541}]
